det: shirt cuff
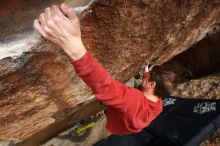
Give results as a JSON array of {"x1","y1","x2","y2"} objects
[{"x1": 70, "y1": 51, "x2": 96, "y2": 75}]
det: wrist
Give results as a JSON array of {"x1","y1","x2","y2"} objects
[
  {"x1": 69, "y1": 48, "x2": 87, "y2": 61},
  {"x1": 62, "y1": 38, "x2": 87, "y2": 61}
]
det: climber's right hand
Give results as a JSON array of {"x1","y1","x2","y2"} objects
[{"x1": 33, "y1": 3, "x2": 86, "y2": 61}]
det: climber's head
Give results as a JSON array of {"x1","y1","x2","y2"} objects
[{"x1": 141, "y1": 71, "x2": 156, "y2": 95}]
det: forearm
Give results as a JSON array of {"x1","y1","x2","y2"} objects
[
  {"x1": 71, "y1": 52, "x2": 116, "y2": 103},
  {"x1": 71, "y1": 51, "x2": 111, "y2": 94}
]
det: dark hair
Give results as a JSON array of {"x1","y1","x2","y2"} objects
[
  {"x1": 150, "y1": 70, "x2": 170, "y2": 98},
  {"x1": 137, "y1": 71, "x2": 170, "y2": 99}
]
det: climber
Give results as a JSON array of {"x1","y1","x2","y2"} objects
[{"x1": 33, "y1": 3, "x2": 163, "y2": 135}]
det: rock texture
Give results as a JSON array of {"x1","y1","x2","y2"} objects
[
  {"x1": 81, "y1": 0, "x2": 220, "y2": 81},
  {"x1": 1, "y1": 0, "x2": 220, "y2": 145},
  {"x1": 0, "y1": 0, "x2": 91, "y2": 38},
  {"x1": 172, "y1": 73, "x2": 220, "y2": 99},
  {"x1": 151, "y1": 30, "x2": 220, "y2": 96}
]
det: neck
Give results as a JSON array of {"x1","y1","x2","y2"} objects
[{"x1": 144, "y1": 92, "x2": 159, "y2": 103}]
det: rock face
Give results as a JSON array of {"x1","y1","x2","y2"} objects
[
  {"x1": 151, "y1": 30, "x2": 220, "y2": 97},
  {"x1": 81, "y1": 0, "x2": 220, "y2": 81},
  {"x1": 0, "y1": 0, "x2": 91, "y2": 38},
  {"x1": 172, "y1": 73, "x2": 220, "y2": 99},
  {"x1": 1, "y1": 0, "x2": 220, "y2": 145}
]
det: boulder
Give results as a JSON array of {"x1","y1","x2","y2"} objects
[{"x1": 0, "y1": 0, "x2": 220, "y2": 145}]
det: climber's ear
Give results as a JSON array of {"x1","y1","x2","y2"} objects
[{"x1": 151, "y1": 81, "x2": 156, "y2": 88}]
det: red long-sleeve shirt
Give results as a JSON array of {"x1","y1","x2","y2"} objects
[{"x1": 71, "y1": 51, "x2": 163, "y2": 135}]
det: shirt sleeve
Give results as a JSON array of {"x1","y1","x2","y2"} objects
[
  {"x1": 71, "y1": 51, "x2": 134, "y2": 108},
  {"x1": 71, "y1": 51, "x2": 163, "y2": 134}
]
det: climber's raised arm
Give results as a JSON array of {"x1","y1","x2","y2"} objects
[
  {"x1": 33, "y1": 3, "x2": 130, "y2": 107},
  {"x1": 33, "y1": 3, "x2": 163, "y2": 135}
]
